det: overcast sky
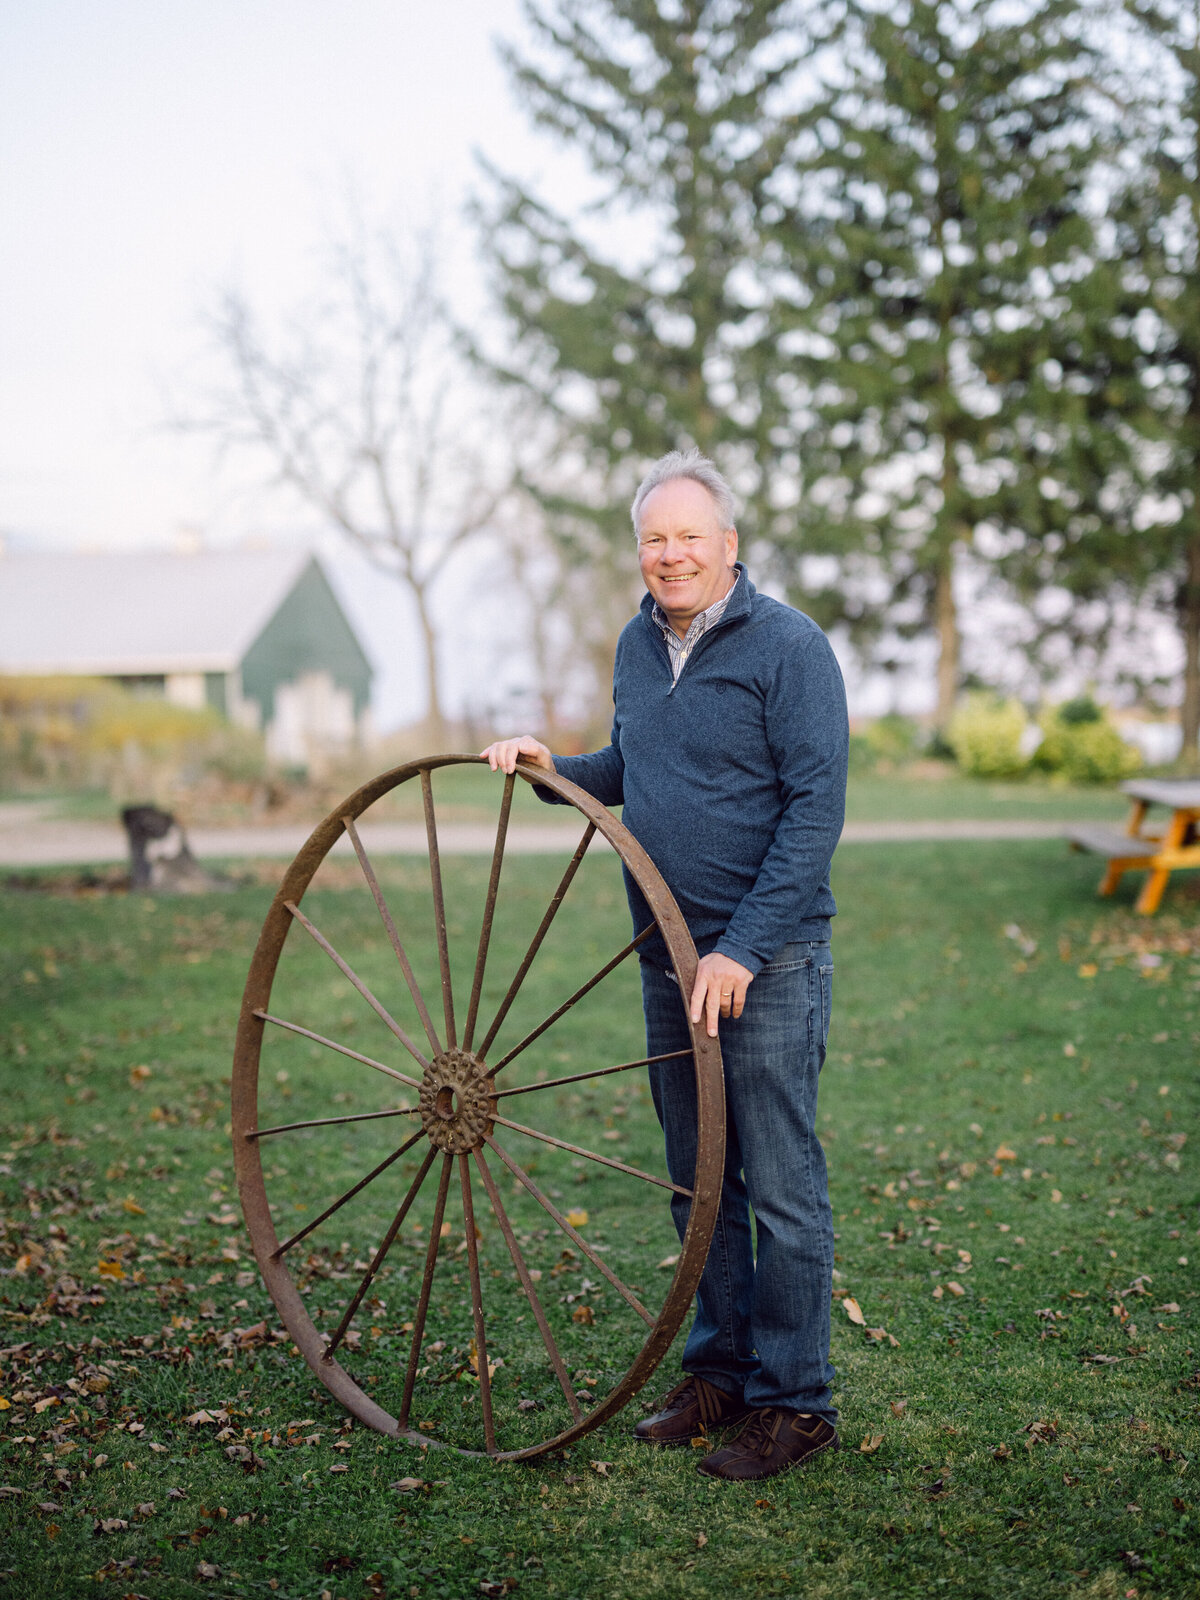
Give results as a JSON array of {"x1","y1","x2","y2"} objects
[{"x1": 1, "y1": 1, "x2": 593, "y2": 728}]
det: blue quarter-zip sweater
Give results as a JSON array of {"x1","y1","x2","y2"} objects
[{"x1": 541, "y1": 565, "x2": 848, "y2": 974}]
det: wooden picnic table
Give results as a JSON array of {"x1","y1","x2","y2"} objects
[{"x1": 1068, "y1": 778, "x2": 1200, "y2": 914}]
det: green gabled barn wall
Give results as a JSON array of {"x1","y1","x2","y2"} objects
[{"x1": 239, "y1": 558, "x2": 372, "y2": 724}]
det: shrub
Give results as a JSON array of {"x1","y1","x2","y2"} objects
[
  {"x1": 946, "y1": 694, "x2": 1030, "y2": 778},
  {"x1": 0, "y1": 676, "x2": 267, "y2": 801},
  {"x1": 848, "y1": 715, "x2": 924, "y2": 774},
  {"x1": 1035, "y1": 702, "x2": 1141, "y2": 785}
]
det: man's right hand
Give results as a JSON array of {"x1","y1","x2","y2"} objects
[{"x1": 479, "y1": 735, "x2": 555, "y2": 776}]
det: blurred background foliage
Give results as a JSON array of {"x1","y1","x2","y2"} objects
[{"x1": 0, "y1": 677, "x2": 268, "y2": 808}]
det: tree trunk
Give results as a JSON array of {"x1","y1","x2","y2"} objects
[
  {"x1": 933, "y1": 549, "x2": 960, "y2": 733},
  {"x1": 1180, "y1": 518, "x2": 1200, "y2": 762},
  {"x1": 411, "y1": 581, "x2": 447, "y2": 751},
  {"x1": 934, "y1": 432, "x2": 962, "y2": 732}
]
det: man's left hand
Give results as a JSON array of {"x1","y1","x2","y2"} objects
[{"x1": 690, "y1": 952, "x2": 754, "y2": 1039}]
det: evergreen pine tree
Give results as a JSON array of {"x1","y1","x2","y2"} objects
[
  {"x1": 1098, "y1": 0, "x2": 1200, "y2": 759},
  {"x1": 768, "y1": 0, "x2": 1120, "y2": 728},
  {"x1": 479, "y1": 0, "x2": 811, "y2": 659}
]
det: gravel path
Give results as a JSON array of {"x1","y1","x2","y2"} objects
[{"x1": 0, "y1": 806, "x2": 1072, "y2": 867}]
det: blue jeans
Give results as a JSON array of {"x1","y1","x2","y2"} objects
[{"x1": 642, "y1": 942, "x2": 837, "y2": 1422}]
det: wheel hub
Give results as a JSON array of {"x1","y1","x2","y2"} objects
[{"x1": 418, "y1": 1048, "x2": 495, "y2": 1153}]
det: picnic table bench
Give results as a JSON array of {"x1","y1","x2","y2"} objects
[{"x1": 1068, "y1": 778, "x2": 1200, "y2": 913}]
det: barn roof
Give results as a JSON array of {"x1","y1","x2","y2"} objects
[{"x1": 0, "y1": 549, "x2": 325, "y2": 675}]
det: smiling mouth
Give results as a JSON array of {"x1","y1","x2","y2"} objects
[{"x1": 660, "y1": 573, "x2": 699, "y2": 583}]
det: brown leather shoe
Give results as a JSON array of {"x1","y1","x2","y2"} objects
[
  {"x1": 696, "y1": 1407, "x2": 839, "y2": 1480},
  {"x1": 632, "y1": 1375, "x2": 750, "y2": 1445}
]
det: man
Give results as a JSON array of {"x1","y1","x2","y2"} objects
[{"x1": 482, "y1": 449, "x2": 847, "y2": 1482}]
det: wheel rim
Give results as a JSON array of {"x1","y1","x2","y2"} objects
[{"x1": 231, "y1": 755, "x2": 725, "y2": 1461}]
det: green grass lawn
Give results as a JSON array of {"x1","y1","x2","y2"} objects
[
  {"x1": 1, "y1": 831, "x2": 1197, "y2": 1599},
  {"x1": 18, "y1": 763, "x2": 1139, "y2": 830},
  {"x1": 842, "y1": 772, "x2": 1132, "y2": 824}
]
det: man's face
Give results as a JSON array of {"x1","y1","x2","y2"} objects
[{"x1": 636, "y1": 478, "x2": 738, "y2": 635}]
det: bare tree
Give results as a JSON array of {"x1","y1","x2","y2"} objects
[{"x1": 187, "y1": 222, "x2": 509, "y2": 748}]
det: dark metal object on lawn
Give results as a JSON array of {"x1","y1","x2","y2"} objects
[
  {"x1": 121, "y1": 803, "x2": 230, "y2": 893},
  {"x1": 231, "y1": 754, "x2": 724, "y2": 1461}
]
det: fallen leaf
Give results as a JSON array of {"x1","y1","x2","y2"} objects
[
  {"x1": 122, "y1": 1197, "x2": 146, "y2": 1216},
  {"x1": 656, "y1": 1254, "x2": 679, "y2": 1270},
  {"x1": 36, "y1": 1501, "x2": 61, "y2": 1514},
  {"x1": 328, "y1": 1464, "x2": 349, "y2": 1473},
  {"x1": 96, "y1": 1260, "x2": 125, "y2": 1280},
  {"x1": 859, "y1": 1434, "x2": 884, "y2": 1453},
  {"x1": 842, "y1": 1297, "x2": 866, "y2": 1326},
  {"x1": 565, "y1": 1209, "x2": 589, "y2": 1228},
  {"x1": 590, "y1": 1460, "x2": 613, "y2": 1476},
  {"x1": 932, "y1": 1285, "x2": 944, "y2": 1300},
  {"x1": 946, "y1": 1282, "x2": 966, "y2": 1298},
  {"x1": 1078, "y1": 963, "x2": 1097, "y2": 978},
  {"x1": 95, "y1": 1517, "x2": 129, "y2": 1534},
  {"x1": 1050, "y1": 1190, "x2": 1063, "y2": 1204},
  {"x1": 753, "y1": 1498, "x2": 774, "y2": 1510},
  {"x1": 571, "y1": 1305, "x2": 595, "y2": 1325},
  {"x1": 994, "y1": 1145, "x2": 1018, "y2": 1162},
  {"x1": 389, "y1": 1478, "x2": 425, "y2": 1493},
  {"x1": 992, "y1": 1444, "x2": 1012, "y2": 1461},
  {"x1": 196, "y1": 1561, "x2": 220, "y2": 1580},
  {"x1": 695, "y1": 1532, "x2": 708, "y2": 1549},
  {"x1": 185, "y1": 1409, "x2": 219, "y2": 1426},
  {"x1": 890, "y1": 1400, "x2": 907, "y2": 1417},
  {"x1": 0, "y1": 1399, "x2": 9, "y2": 1411},
  {"x1": 1155, "y1": 1302, "x2": 1181, "y2": 1315},
  {"x1": 167, "y1": 1487, "x2": 188, "y2": 1501}
]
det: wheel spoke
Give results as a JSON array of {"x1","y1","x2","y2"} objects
[
  {"x1": 462, "y1": 772, "x2": 514, "y2": 1052},
  {"x1": 324, "y1": 1145, "x2": 438, "y2": 1361},
  {"x1": 492, "y1": 1048, "x2": 692, "y2": 1101},
  {"x1": 471, "y1": 1148, "x2": 581, "y2": 1422},
  {"x1": 284, "y1": 901, "x2": 432, "y2": 1073},
  {"x1": 420, "y1": 768, "x2": 457, "y2": 1048},
  {"x1": 485, "y1": 1136, "x2": 655, "y2": 1328},
  {"x1": 271, "y1": 1128, "x2": 426, "y2": 1259},
  {"x1": 486, "y1": 925, "x2": 653, "y2": 1079},
  {"x1": 399, "y1": 1153, "x2": 454, "y2": 1430},
  {"x1": 458, "y1": 1153, "x2": 497, "y2": 1452},
  {"x1": 342, "y1": 815, "x2": 442, "y2": 1056},
  {"x1": 475, "y1": 821, "x2": 596, "y2": 1059},
  {"x1": 492, "y1": 1113, "x2": 691, "y2": 1196},
  {"x1": 248, "y1": 1104, "x2": 421, "y2": 1140},
  {"x1": 254, "y1": 1010, "x2": 421, "y2": 1093}
]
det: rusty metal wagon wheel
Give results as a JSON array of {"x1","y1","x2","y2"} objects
[{"x1": 232, "y1": 755, "x2": 724, "y2": 1461}]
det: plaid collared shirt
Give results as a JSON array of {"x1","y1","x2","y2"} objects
[{"x1": 652, "y1": 572, "x2": 740, "y2": 684}]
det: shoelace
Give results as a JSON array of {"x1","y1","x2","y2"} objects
[
  {"x1": 662, "y1": 1375, "x2": 735, "y2": 1428},
  {"x1": 736, "y1": 1407, "x2": 789, "y2": 1458},
  {"x1": 734, "y1": 1408, "x2": 819, "y2": 1457}
]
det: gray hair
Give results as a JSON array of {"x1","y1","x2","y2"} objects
[{"x1": 630, "y1": 448, "x2": 737, "y2": 537}]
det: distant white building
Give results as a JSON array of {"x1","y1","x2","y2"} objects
[{"x1": 0, "y1": 549, "x2": 374, "y2": 769}]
